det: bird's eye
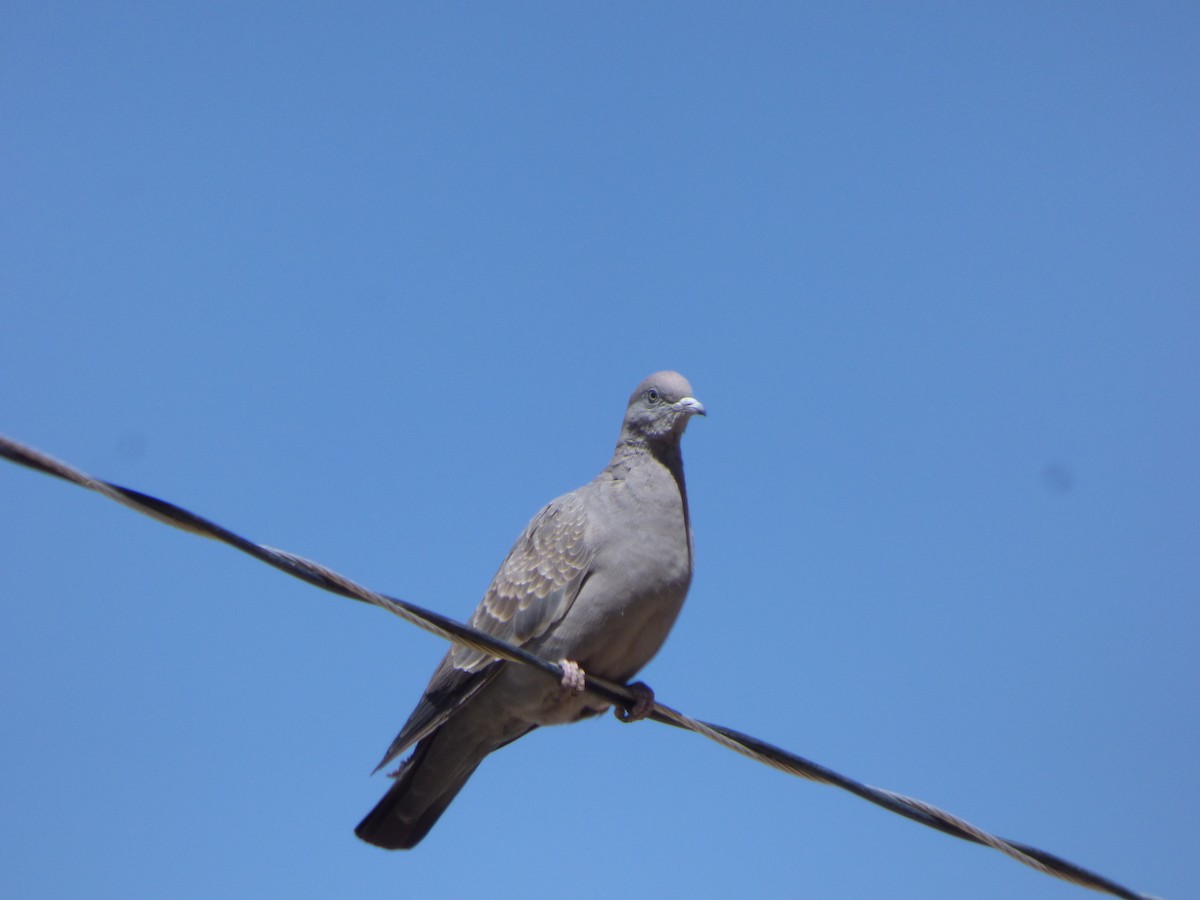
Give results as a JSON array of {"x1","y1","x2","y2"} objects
[{"x1": 645, "y1": 389, "x2": 660, "y2": 404}]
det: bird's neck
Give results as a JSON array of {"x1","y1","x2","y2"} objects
[
  {"x1": 606, "y1": 435, "x2": 693, "y2": 561},
  {"x1": 608, "y1": 434, "x2": 688, "y2": 493}
]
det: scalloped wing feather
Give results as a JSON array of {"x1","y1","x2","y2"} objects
[{"x1": 451, "y1": 491, "x2": 594, "y2": 672}]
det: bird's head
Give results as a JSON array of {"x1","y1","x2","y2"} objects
[{"x1": 622, "y1": 371, "x2": 706, "y2": 443}]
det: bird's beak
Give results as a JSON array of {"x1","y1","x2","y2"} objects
[{"x1": 676, "y1": 397, "x2": 707, "y2": 417}]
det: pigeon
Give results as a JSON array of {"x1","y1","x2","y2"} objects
[{"x1": 355, "y1": 371, "x2": 705, "y2": 849}]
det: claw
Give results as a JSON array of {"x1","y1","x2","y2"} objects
[
  {"x1": 615, "y1": 681, "x2": 655, "y2": 723},
  {"x1": 558, "y1": 659, "x2": 586, "y2": 693}
]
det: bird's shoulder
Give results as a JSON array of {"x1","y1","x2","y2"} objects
[{"x1": 450, "y1": 485, "x2": 597, "y2": 671}]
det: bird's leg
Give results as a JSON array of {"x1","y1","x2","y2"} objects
[
  {"x1": 557, "y1": 659, "x2": 586, "y2": 693},
  {"x1": 615, "y1": 681, "x2": 655, "y2": 723}
]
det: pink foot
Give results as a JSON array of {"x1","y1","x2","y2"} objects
[
  {"x1": 615, "y1": 681, "x2": 655, "y2": 723},
  {"x1": 558, "y1": 659, "x2": 586, "y2": 693}
]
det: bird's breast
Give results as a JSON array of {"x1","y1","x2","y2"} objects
[{"x1": 545, "y1": 475, "x2": 693, "y2": 681}]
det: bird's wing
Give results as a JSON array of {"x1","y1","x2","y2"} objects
[
  {"x1": 372, "y1": 490, "x2": 594, "y2": 773},
  {"x1": 370, "y1": 662, "x2": 501, "y2": 774},
  {"x1": 453, "y1": 489, "x2": 595, "y2": 671}
]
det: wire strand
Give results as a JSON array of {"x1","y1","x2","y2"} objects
[{"x1": 0, "y1": 433, "x2": 1159, "y2": 900}]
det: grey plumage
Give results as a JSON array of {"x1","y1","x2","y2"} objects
[{"x1": 356, "y1": 371, "x2": 704, "y2": 850}]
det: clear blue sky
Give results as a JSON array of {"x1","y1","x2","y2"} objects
[{"x1": 2, "y1": 5, "x2": 1195, "y2": 899}]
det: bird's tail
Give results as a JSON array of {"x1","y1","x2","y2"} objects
[{"x1": 354, "y1": 732, "x2": 483, "y2": 850}]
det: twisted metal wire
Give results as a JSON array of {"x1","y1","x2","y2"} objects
[{"x1": 0, "y1": 433, "x2": 1158, "y2": 900}]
